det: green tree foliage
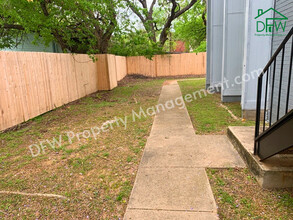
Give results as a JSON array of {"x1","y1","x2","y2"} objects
[
  {"x1": 125, "y1": 0, "x2": 198, "y2": 46},
  {"x1": 0, "y1": 0, "x2": 206, "y2": 57},
  {"x1": 108, "y1": 6, "x2": 164, "y2": 58},
  {"x1": 109, "y1": 30, "x2": 163, "y2": 59},
  {"x1": 173, "y1": 0, "x2": 206, "y2": 52},
  {"x1": 0, "y1": 0, "x2": 121, "y2": 54},
  {"x1": 193, "y1": 40, "x2": 206, "y2": 53}
]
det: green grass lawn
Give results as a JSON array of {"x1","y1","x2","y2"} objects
[
  {"x1": 178, "y1": 79, "x2": 254, "y2": 134},
  {"x1": 1, "y1": 77, "x2": 291, "y2": 219},
  {"x1": 0, "y1": 76, "x2": 167, "y2": 219},
  {"x1": 207, "y1": 169, "x2": 293, "y2": 219},
  {"x1": 179, "y1": 79, "x2": 293, "y2": 219}
]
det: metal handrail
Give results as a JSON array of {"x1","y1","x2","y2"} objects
[
  {"x1": 259, "y1": 28, "x2": 293, "y2": 77},
  {"x1": 254, "y1": 27, "x2": 293, "y2": 155}
]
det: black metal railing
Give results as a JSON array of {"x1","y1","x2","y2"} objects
[{"x1": 254, "y1": 27, "x2": 293, "y2": 155}]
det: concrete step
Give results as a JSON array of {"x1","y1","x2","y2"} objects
[{"x1": 227, "y1": 126, "x2": 293, "y2": 188}]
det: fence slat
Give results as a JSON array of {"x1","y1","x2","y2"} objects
[
  {"x1": 0, "y1": 52, "x2": 206, "y2": 131},
  {"x1": 126, "y1": 53, "x2": 206, "y2": 77},
  {"x1": 0, "y1": 51, "x2": 103, "y2": 131}
]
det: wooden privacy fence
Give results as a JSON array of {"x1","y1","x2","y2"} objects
[
  {"x1": 0, "y1": 52, "x2": 126, "y2": 131},
  {"x1": 0, "y1": 51, "x2": 205, "y2": 131},
  {"x1": 127, "y1": 52, "x2": 206, "y2": 77}
]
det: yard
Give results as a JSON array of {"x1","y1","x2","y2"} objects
[
  {"x1": 0, "y1": 76, "x2": 166, "y2": 219},
  {"x1": 207, "y1": 168, "x2": 293, "y2": 219},
  {"x1": 178, "y1": 79, "x2": 293, "y2": 219},
  {"x1": 0, "y1": 77, "x2": 292, "y2": 219}
]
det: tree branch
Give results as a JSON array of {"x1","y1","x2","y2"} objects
[
  {"x1": 174, "y1": 0, "x2": 197, "y2": 19},
  {"x1": 201, "y1": 0, "x2": 207, "y2": 27},
  {"x1": 148, "y1": 0, "x2": 157, "y2": 18},
  {"x1": 138, "y1": 0, "x2": 147, "y2": 9},
  {"x1": 126, "y1": 0, "x2": 197, "y2": 46},
  {"x1": 202, "y1": 11, "x2": 206, "y2": 27},
  {"x1": 125, "y1": 0, "x2": 146, "y2": 22},
  {"x1": 159, "y1": 0, "x2": 198, "y2": 45},
  {"x1": 1, "y1": 24, "x2": 25, "y2": 30},
  {"x1": 158, "y1": 0, "x2": 178, "y2": 45},
  {"x1": 40, "y1": 0, "x2": 50, "y2": 16}
]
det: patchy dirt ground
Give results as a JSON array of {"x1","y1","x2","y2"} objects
[
  {"x1": 0, "y1": 76, "x2": 168, "y2": 219},
  {"x1": 207, "y1": 168, "x2": 293, "y2": 220}
]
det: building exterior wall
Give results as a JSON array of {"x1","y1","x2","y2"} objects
[
  {"x1": 221, "y1": 0, "x2": 246, "y2": 102},
  {"x1": 206, "y1": 0, "x2": 293, "y2": 118},
  {"x1": 206, "y1": 0, "x2": 225, "y2": 90},
  {"x1": 241, "y1": 0, "x2": 274, "y2": 117},
  {"x1": 206, "y1": 0, "x2": 212, "y2": 89}
]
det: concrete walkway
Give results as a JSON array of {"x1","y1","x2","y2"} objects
[{"x1": 124, "y1": 81, "x2": 245, "y2": 220}]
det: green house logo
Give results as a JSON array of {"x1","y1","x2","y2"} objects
[{"x1": 255, "y1": 8, "x2": 288, "y2": 33}]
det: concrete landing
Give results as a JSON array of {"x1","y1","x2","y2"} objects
[
  {"x1": 140, "y1": 135, "x2": 245, "y2": 168},
  {"x1": 228, "y1": 126, "x2": 293, "y2": 188},
  {"x1": 124, "y1": 81, "x2": 245, "y2": 219},
  {"x1": 193, "y1": 135, "x2": 245, "y2": 168}
]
